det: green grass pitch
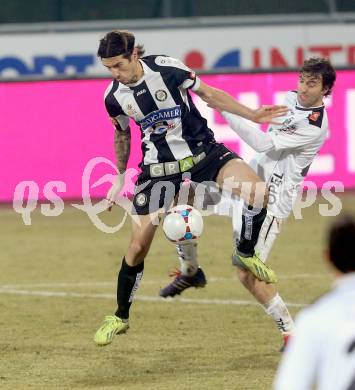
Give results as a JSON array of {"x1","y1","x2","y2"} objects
[{"x1": 1, "y1": 193, "x2": 354, "y2": 389}]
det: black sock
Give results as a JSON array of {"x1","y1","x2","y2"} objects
[
  {"x1": 237, "y1": 205, "x2": 267, "y2": 257},
  {"x1": 115, "y1": 257, "x2": 144, "y2": 320}
]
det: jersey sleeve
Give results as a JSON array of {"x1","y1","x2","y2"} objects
[
  {"x1": 222, "y1": 112, "x2": 274, "y2": 152},
  {"x1": 104, "y1": 82, "x2": 130, "y2": 130},
  {"x1": 269, "y1": 118, "x2": 323, "y2": 151},
  {"x1": 154, "y1": 55, "x2": 200, "y2": 91}
]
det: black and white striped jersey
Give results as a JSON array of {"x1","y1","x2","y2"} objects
[{"x1": 104, "y1": 55, "x2": 216, "y2": 166}]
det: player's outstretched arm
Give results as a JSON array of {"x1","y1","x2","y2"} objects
[
  {"x1": 194, "y1": 81, "x2": 288, "y2": 124},
  {"x1": 106, "y1": 120, "x2": 131, "y2": 211},
  {"x1": 222, "y1": 112, "x2": 274, "y2": 152}
]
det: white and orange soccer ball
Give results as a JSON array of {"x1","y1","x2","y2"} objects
[{"x1": 163, "y1": 205, "x2": 204, "y2": 243}]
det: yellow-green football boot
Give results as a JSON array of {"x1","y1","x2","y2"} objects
[
  {"x1": 232, "y1": 251, "x2": 278, "y2": 283},
  {"x1": 94, "y1": 315, "x2": 129, "y2": 346}
]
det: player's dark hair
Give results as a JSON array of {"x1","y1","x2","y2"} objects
[
  {"x1": 97, "y1": 30, "x2": 145, "y2": 60},
  {"x1": 327, "y1": 213, "x2": 355, "y2": 273},
  {"x1": 300, "y1": 57, "x2": 336, "y2": 96}
]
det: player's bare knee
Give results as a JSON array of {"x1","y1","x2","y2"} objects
[{"x1": 128, "y1": 241, "x2": 149, "y2": 262}]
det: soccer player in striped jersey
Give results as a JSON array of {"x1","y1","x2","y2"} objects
[
  {"x1": 93, "y1": 30, "x2": 287, "y2": 346},
  {"x1": 161, "y1": 57, "x2": 336, "y2": 351}
]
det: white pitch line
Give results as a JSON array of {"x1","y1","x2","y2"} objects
[
  {"x1": 0, "y1": 282, "x2": 114, "y2": 289},
  {"x1": 0, "y1": 288, "x2": 113, "y2": 299},
  {"x1": 0, "y1": 288, "x2": 307, "y2": 308},
  {"x1": 0, "y1": 273, "x2": 327, "y2": 289}
]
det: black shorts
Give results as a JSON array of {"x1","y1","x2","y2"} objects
[{"x1": 132, "y1": 143, "x2": 239, "y2": 215}]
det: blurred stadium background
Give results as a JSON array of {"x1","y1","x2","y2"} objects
[{"x1": 1, "y1": 1, "x2": 355, "y2": 389}]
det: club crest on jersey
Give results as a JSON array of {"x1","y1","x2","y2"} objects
[
  {"x1": 308, "y1": 112, "x2": 320, "y2": 122},
  {"x1": 135, "y1": 193, "x2": 147, "y2": 207},
  {"x1": 155, "y1": 90, "x2": 168, "y2": 102}
]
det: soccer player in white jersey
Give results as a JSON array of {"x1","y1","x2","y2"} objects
[
  {"x1": 93, "y1": 30, "x2": 288, "y2": 346},
  {"x1": 161, "y1": 57, "x2": 336, "y2": 350},
  {"x1": 274, "y1": 214, "x2": 355, "y2": 390}
]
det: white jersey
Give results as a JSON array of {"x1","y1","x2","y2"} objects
[
  {"x1": 251, "y1": 91, "x2": 328, "y2": 218},
  {"x1": 215, "y1": 91, "x2": 329, "y2": 260},
  {"x1": 274, "y1": 273, "x2": 355, "y2": 390}
]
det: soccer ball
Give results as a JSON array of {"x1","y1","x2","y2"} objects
[{"x1": 162, "y1": 205, "x2": 204, "y2": 243}]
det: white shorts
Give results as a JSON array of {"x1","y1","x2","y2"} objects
[{"x1": 214, "y1": 196, "x2": 283, "y2": 263}]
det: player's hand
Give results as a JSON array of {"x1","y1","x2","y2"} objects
[
  {"x1": 253, "y1": 105, "x2": 289, "y2": 124},
  {"x1": 106, "y1": 173, "x2": 125, "y2": 211}
]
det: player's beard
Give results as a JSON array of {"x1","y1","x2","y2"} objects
[
  {"x1": 129, "y1": 62, "x2": 144, "y2": 84},
  {"x1": 119, "y1": 67, "x2": 142, "y2": 85},
  {"x1": 129, "y1": 74, "x2": 140, "y2": 83}
]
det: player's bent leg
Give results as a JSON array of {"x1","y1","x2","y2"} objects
[
  {"x1": 236, "y1": 269, "x2": 294, "y2": 350},
  {"x1": 215, "y1": 158, "x2": 268, "y2": 208},
  {"x1": 216, "y1": 158, "x2": 276, "y2": 283},
  {"x1": 235, "y1": 214, "x2": 293, "y2": 348},
  {"x1": 117, "y1": 213, "x2": 158, "y2": 319},
  {"x1": 94, "y1": 214, "x2": 158, "y2": 346},
  {"x1": 237, "y1": 268, "x2": 278, "y2": 303},
  {"x1": 126, "y1": 212, "x2": 159, "y2": 265}
]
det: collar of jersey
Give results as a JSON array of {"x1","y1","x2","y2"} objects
[{"x1": 295, "y1": 101, "x2": 325, "y2": 111}]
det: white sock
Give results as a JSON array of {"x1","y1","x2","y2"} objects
[
  {"x1": 262, "y1": 293, "x2": 294, "y2": 335},
  {"x1": 176, "y1": 242, "x2": 199, "y2": 276}
]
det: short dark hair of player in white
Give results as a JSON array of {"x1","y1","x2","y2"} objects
[{"x1": 274, "y1": 213, "x2": 355, "y2": 390}]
